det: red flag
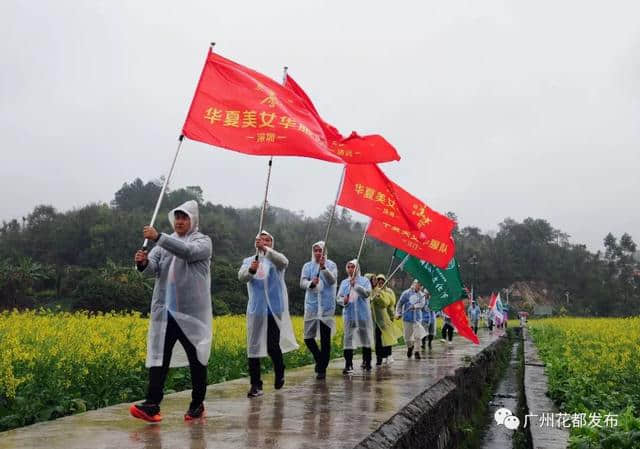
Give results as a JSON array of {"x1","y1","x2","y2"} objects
[
  {"x1": 488, "y1": 292, "x2": 497, "y2": 309},
  {"x1": 182, "y1": 51, "x2": 343, "y2": 164},
  {"x1": 284, "y1": 75, "x2": 401, "y2": 164},
  {"x1": 337, "y1": 164, "x2": 455, "y2": 240},
  {"x1": 366, "y1": 219, "x2": 455, "y2": 268},
  {"x1": 444, "y1": 300, "x2": 479, "y2": 344}
]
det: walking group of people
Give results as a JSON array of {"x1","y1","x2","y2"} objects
[{"x1": 128, "y1": 201, "x2": 461, "y2": 423}]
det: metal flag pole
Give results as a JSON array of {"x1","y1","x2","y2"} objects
[
  {"x1": 142, "y1": 135, "x2": 185, "y2": 250},
  {"x1": 379, "y1": 254, "x2": 410, "y2": 290},
  {"x1": 354, "y1": 219, "x2": 370, "y2": 264},
  {"x1": 385, "y1": 252, "x2": 396, "y2": 278},
  {"x1": 255, "y1": 66, "x2": 288, "y2": 259},
  {"x1": 316, "y1": 164, "x2": 346, "y2": 275}
]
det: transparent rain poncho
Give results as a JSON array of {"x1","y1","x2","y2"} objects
[
  {"x1": 238, "y1": 231, "x2": 299, "y2": 358},
  {"x1": 397, "y1": 282, "x2": 427, "y2": 343},
  {"x1": 300, "y1": 241, "x2": 338, "y2": 339},
  {"x1": 142, "y1": 200, "x2": 213, "y2": 368},
  {"x1": 337, "y1": 260, "x2": 374, "y2": 350},
  {"x1": 421, "y1": 292, "x2": 436, "y2": 325}
]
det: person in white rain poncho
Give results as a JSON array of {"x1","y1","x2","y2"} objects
[
  {"x1": 130, "y1": 200, "x2": 212, "y2": 422},
  {"x1": 396, "y1": 280, "x2": 427, "y2": 360},
  {"x1": 300, "y1": 241, "x2": 338, "y2": 380},
  {"x1": 337, "y1": 259, "x2": 374, "y2": 374},
  {"x1": 239, "y1": 231, "x2": 298, "y2": 398}
]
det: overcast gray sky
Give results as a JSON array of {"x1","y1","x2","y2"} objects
[{"x1": 2, "y1": 0, "x2": 639, "y2": 252}]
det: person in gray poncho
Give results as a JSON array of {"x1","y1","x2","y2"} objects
[{"x1": 130, "y1": 200, "x2": 213, "y2": 422}]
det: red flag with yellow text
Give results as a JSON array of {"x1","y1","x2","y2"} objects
[
  {"x1": 284, "y1": 75, "x2": 401, "y2": 164},
  {"x1": 182, "y1": 51, "x2": 343, "y2": 163},
  {"x1": 366, "y1": 219, "x2": 455, "y2": 268},
  {"x1": 337, "y1": 164, "x2": 455, "y2": 240}
]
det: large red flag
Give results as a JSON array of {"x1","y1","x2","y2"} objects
[
  {"x1": 284, "y1": 75, "x2": 401, "y2": 164},
  {"x1": 444, "y1": 300, "x2": 479, "y2": 344},
  {"x1": 366, "y1": 219, "x2": 455, "y2": 268},
  {"x1": 182, "y1": 51, "x2": 343, "y2": 163},
  {"x1": 337, "y1": 164, "x2": 455, "y2": 239}
]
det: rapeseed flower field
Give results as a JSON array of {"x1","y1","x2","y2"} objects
[
  {"x1": 0, "y1": 310, "x2": 344, "y2": 430},
  {"x1": 530, "y1": 318, "x2": 640, "y2": 449}
]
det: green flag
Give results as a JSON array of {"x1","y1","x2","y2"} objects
[{"x1": 394, "y1": 249, "x2": 464, "y2": 312}]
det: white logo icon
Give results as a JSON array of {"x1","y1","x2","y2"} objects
[
  {"x1": 494, "y1": 408, "x2": 520, "y2": 429},
  {"x1": 504, "y1": 415, "x2": 520, "y2": 430}
]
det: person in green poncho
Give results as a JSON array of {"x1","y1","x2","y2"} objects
[{"x1": 370, "y1": 274, "x2": 400, "y2": 366}]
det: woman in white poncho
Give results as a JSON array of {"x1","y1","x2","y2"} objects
[
  {"x1": 300, "y1": 241, "x2": 338, "y2": 380},
  {"x1": 238, "y1": 230, "x2": 298, "y2": 398},
  {"x1": 130, "y1": 200, "x2": 212, "y2": 422},
  {"x1": 337, "y1": 259, "x2": 374, "y2": 374}
]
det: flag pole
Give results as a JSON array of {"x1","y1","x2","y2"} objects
[
  {"x1": 380, "y1": 254, "x2": 410, "y2": 290},
  {"x1": 384, "y1": 252, "x2": 396, "y2": 278},
  {"x1": 354, "y1": 219, "x2": 370, "y2": 263},
  {"x1": 317, "y1": 164, "x2": 346, "y2": 275},
  {"x1": 142, "y1": 135, "x2": 184, "y2": 250},
  {"x1": 255, "y1": 65, "x2": 288, "y2": 259}
]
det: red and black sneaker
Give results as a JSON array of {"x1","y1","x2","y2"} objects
[
  {"x1": 129, "y1": 402, "x2": 162, "y2": 423},
  {"x1": 184, "y1": 403, "x2": 206, "y2": 421}
]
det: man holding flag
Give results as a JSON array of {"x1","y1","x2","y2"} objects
[{"x1": 238, "y1": 231, "x2": 299, "y2": 398}]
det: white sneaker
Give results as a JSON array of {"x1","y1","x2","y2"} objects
[
  {"x1": 447, "y1": 341, "x2": 453, "y2": 345},
  {"x1": 440, "y1": 339, "x2": 446, "y2": 343},
  {"x1": 381, "y1": 358, "x2": 388, "y2": 365},
  {"x1": 387, "y1": 356, "x2": 394, "y2": 365}
]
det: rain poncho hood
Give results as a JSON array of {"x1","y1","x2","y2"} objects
[
  {"x1": 239, "y1": 230, "x2": 298, "y2": 357},
  {"x1": 300, "y1": 241, "x2": 338, "y2": 339},
  {"x1": 142, "y1": 200, "x2": 213, "y2": 368},
  {"x1": 337, "y1": 259, "x2": 374, "y2": 350}
]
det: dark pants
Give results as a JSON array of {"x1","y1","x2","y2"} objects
[
  {"x1": 344, "y1": 347, "x2": 372, "y2": 368},
  {"x1": 374, "y1": 326, "x2": 392, "y2": 363},
  {"x1": 304, "y1": 321, "x2": 332, "y2": 374},
  {"x1": 442, "y1": 323, "x2": 454, "y2": 341},
  {"x1": 248, "y1": 313, "x2": 284, "y2": 388},
  {"x1": 147, "y1": 313, "x2": 207, "y2": 407},
  {"x1": 421, "y1": 334, "x2": 434, "y2": 348}
]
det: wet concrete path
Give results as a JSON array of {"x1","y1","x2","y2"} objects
[{"x1": 0, "y1": 329, "x2": 505, "y2": 449}]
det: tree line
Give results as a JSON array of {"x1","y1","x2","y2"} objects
[{"x1": 0, "y1": 177, "x2": 638, "y2": 316}]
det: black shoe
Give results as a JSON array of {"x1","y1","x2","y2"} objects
[
  {"x1": 274, "y1": 376, "x2": 285, "y2": 390},
  {"x1": 184, "y1": 403, "x2": 205, "y2": 421},
  {"x1": 414, "y1": 351, "x2": 421, "y2": 360},
  {"x1": 363, "y1": 364, "x2": 372, "y2": 372},
  {"x1": 407, "y1": 347, "x2": 413, "y2": 358},
  {"x1": 316, "y1": 371, "x2": 326, "y2": 380},
  {"x1": 247, "y1": 385, "x2": 264, "y2": 398},
  {"x1": 376, "y1": 359, "x2": 383, "y2": 366}
]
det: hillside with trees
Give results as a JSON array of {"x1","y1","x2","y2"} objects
[{"x1": 1, "y1": 178, "x2": 638, "y2": 317}]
